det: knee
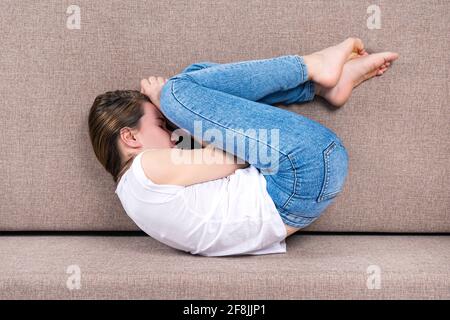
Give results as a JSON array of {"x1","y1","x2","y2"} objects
[
  {"x1": 160, "y1": 78, "x2": 180, "y2": 121},
  {"x1": 181, "y1": 62, "x2": 204, "y2": 73},
  {"x1": 160, "y1": 78, "x2": 173, "y2": 107},
  {"x1": 316, "y1": 141, "x2": 349, "y2": 203},
  {"x1": 159, "y1": 76, "x2": 197, "y2": 127},
  {"x1": 181, "y1": 61, "x2": 216, "y2": 74}
]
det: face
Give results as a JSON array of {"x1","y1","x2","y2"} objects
[
  {"x1": 135, "y1": 102, "x2": 178, "y2": 149},
  {"x1": 118, "y1": 101, "x2": 178, "y2": 158}
]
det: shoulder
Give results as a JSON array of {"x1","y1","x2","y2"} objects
[{"x1": 140, "y1": 148, "x2": 183, "y2": 185}]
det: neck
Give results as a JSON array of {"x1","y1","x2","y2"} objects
[{"x1": 117, "y1": 156, "x2": 134, "y2": 183}]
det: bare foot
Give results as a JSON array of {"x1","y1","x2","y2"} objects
[
  {"x1": 303, "y1": 37, "x2": 365, "y2": 88},
  {"x1": 315, "y1": 51, "x2": 399, "y2": 107}
]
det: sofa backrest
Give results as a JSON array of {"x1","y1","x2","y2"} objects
[{"x1": 1, "y1": 0, "x2": 448, "y2": 232}]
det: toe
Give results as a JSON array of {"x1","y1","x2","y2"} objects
[
  {"x1": 383, "y1": 52, "x2": 399, "y2": 62},
  {"x1": 376, "y1": 69, "x2": 384, "y2": 76}
]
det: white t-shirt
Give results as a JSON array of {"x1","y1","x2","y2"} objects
[{"x1": 115, "y1": 150, "x2": 287, "y2": 257}]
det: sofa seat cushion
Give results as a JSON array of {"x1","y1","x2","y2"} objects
[{"x1": 1, "y1": 234, "x2": 448, "y2": 299}]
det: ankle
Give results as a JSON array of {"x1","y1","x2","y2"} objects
[
  {"x1": 314, "y1": 82, "x2": 323, "y2": 97},
  {"x1": 302, "y1": 54, "x2": 318, "y2": 81}
]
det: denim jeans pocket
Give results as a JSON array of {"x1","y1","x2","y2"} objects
[{"x1": 316, "y1": 141, "x2": 349, "y2": 203}]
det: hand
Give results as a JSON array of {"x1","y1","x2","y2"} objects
[{"x1": 140, "y1": 76, "x2": 168, "y2": 109}]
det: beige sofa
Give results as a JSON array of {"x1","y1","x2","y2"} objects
[{"x1": 1, "y1": 0, "x2": 448, "y2": 299}]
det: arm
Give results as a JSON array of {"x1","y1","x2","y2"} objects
[{"x1": 140, "y1": 146, "x2": 250, "y2": 186}]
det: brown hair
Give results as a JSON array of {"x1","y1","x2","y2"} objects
[{"x1": 88, "y1": 90, "x2": 150, "y2": 184}]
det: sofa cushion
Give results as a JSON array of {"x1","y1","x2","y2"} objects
[
  {"x1": 0, "y1": 234, "x2": 448, "y2": 299},
  {"x1": 0, "y1": 1, "x2": 448, "y2": 232}
]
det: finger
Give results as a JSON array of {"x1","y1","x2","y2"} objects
[
  {"x1": 140, "y1": 79, "x2": 152, "y2": 92},
  {"x1": 354, "y1": 38, "x2": 364, "y2": 53}
]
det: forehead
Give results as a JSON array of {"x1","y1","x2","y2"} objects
[{"x1": 141, "y1": 102, "x2": 163, "y2": 119}]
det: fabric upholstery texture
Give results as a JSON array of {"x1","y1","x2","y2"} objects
[{"x1": 0, "y1": 235, "x2": 449, "y2": 299}]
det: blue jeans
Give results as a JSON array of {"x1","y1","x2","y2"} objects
[{"x1": 160, "y1": 54, "x2": 349, "y2": 229}]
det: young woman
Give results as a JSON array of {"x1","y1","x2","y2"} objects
[{"x1": 88, "y1": 37, "x2": 399, "y2": 257}]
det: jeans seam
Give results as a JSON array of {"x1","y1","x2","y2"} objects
[
  {"x1": 168, "y1": 78, "x2": 293, "y2": 173},
  {"x1": 280, "y1": 153, "x2": 299, "y2": 210},
  {"x1": 279, "y1": 212, "x2": 316, "y2": 228},
  {"x1": 317, "y1": 141, "x2": 337, "y2": 202}
]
